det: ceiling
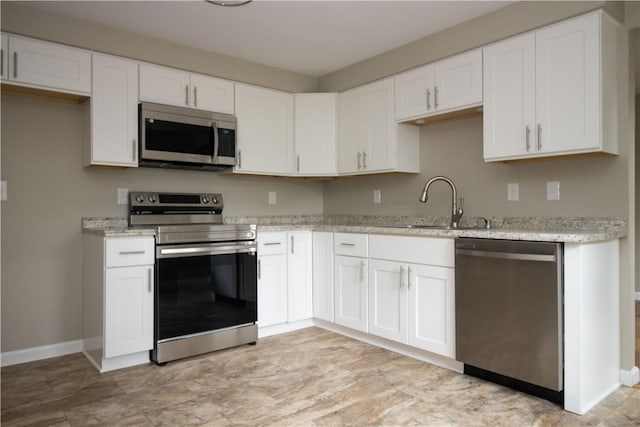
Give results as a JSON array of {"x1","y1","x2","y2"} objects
[{"x1": 16, "y1": 0, "x2": 511, "y2": 77}]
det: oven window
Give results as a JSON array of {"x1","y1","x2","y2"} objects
[
  {"x1": 156, "y1": 252, "x2": 257, "y2": 340},
  {"x1": 146, "y1": 119, "x2": 214, "y2": 156}
]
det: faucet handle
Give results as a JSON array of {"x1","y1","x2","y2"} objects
[{"x1": 458, "y1": 197, "x2": 464, "y2": 212}]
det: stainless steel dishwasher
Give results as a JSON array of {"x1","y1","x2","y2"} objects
[{"x1": 455, "y1": 238, "x2": 563, "y2": 404}]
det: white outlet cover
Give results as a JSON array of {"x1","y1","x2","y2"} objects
[
  {"x1": 0, "y1": 181, "x2": 7, "y2": 201},
  {"x1": 507, "y1": 183, "x2": 519, "y2": 201},
  {"x1": 268, "y1": 191, "x2": 277, "y2": 205},
  {"x1": 117, "y1": 188, "x2": 129, "y2": 205},
  {"x1": 546, "y1": 181, "x2": 560, "y2": 201},
  {"x1": 373, "y1": 189, "x2": 381, "y2": 204}
]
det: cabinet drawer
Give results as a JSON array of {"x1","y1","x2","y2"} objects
[
  {"x1": 258, "y1": 232, "x2": 287, "y2": 255},
  {"x1": 334, "y1": 233, "x2": 368, "y2": 257},
  {"x1": 369, "y1": 235, "x2": 454, "y2": 267},
  {"x1": 105, "y1": 237, "x2": 155, "y2": 268}
]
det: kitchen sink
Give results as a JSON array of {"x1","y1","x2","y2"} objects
[{"x1": 380, "y1": 224, "x2": 488, "y2": 231}]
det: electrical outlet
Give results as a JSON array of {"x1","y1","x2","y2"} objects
[
  {"x1": 373, "y1": 189, "x2": 381, "y2": 204},
  {"x1": 507, "y1": 183, "x2": 519, "y2": 201},
  {"x1": 268, "y1": 191, "x2": 277, "y2": 205},
  {"x1": 0, "y1": 181, "x2": 7, "y2": 201},
  {"x1": 117, "y1": 188, "x2": 129, "y2": 205},
  {"x1": 546, "y1": 181, "x2": 560, "y2": 201}
]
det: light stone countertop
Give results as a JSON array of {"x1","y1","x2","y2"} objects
[{"x1": 82, "y1": 215, "x2": 627, "y2": 243}]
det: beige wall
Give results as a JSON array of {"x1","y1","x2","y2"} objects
[
  {"x1": 0, "y1": 94, "x2": 322, "y2": 351},
  {"x1": 0, "y1": 2, "x2": 318, "y2": 93}
]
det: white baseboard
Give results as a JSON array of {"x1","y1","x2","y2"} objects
[
  {"x1": 1, "y1": 340, "x2": 82, "y2": 367},
  {"x1": 620, "y1": 366, "x2": 640, "y2": 387},
  {"x1": 258, "y1": 319, "x2": 315, "y2": 338}
]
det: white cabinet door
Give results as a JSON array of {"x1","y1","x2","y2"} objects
[
  {"x1": 139, "y1": 63, "x2": 190, "y2": 107},
  {"x1": 104, "y1": 266, "x2": 153, "y2": 358},
  {"x1": 334, "y1": 255, "x2": 368, "y2": 332},
  {"x1": 483, "y1": 33, "x2": 536, "y2": 161},
  {"x1": 535, "y1": 12, "x2": 600, "y2": 155},
  {"x1": 295, "y1": 93, "x2": 337, "y2": 176},
  {"x1": 89, "y1": 54, "x2": 139, "y2": 167},
  {"x1": 312, "y1": 232, "x2": 334, "y2": 322},
  {"x1": 395, "y1": 64, "x2": 434, "y2": 121},
  {"x1": 190, "y1": 73, "x2": 234, "y2": 114},
  {"x1": 337, "y1": 78, "x2": 395, "y2": 174},
  {"x1": 257, "y1": 253, "x2": 288, "y2": 327},
  {"x1": 407, "y1": 264, "x2": 455, "y2": 358},
  {"x1": 337, "y1": 89, "x2": 360, "y2": 173},
  {"x1": 235, "y1": 83, "x2": 294, "y2": 175},
  {"x1": 7, "y1": 35, "x2": 91, "y2": 94},
  {"x1": 287, "y1": 231, "x2": 313, "y2": 322},
  {"x1": 433, "y1": 49, "x2": 483, "y2": 113},
  {"x1": 1, "y1": 34, "x2": 8, "y2": 81},
  {"x1": 368, "y1": 260, "x2": 408, "y2": 343}
]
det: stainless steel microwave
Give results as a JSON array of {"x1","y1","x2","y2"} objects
[{"x1": 138, "y1": 102, "x2": 236, "y2": 171}]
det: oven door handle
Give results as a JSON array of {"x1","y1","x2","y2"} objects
[{"x1": 157, "y1": 242, "x2": 257, "y2": 259}]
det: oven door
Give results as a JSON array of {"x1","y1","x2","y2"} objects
[{"x1": 155, "y1": 241, "x2": 257, "y2": 342}]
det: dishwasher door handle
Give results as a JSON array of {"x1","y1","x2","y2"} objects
[{"x1": 456, "y1": 249, "x2": 556, "y2": 262}]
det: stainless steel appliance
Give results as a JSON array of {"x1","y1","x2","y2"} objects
[
  {"x1": 129, "y1": 191, "x2": 257, "y2": 364},
  {"x1": 455, "y1": 238, "x2": 563, "y2": 404},
  {"x1": 139, "y1": 102, "x2": 237, "y2": 171}
]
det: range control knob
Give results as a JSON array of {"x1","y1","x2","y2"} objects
[
  {"x1": 135, "y1": 194, "x2": 145, "y2": 203},
  {"x1": 201, "y1": 196, "x2": 209, "y2": 204},
  {"x1": 212, "y1": 196, "x2": 219, "y2": 204},
  {"x1": 148, "y1": 194, "x2": 156, "y2": 203}
]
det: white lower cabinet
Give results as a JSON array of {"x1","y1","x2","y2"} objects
[
  {"x1": 82, "y1": 234, "x2": 154, "y2": 372},
  {"x1": 407, "y1": 264, "x2": 455, "y2": 358},
  {"x1": 312, "y1": 232, "x2": 334, "y2": 322},
  {"x1": 334, "y1": 255, "x2": 368, "y2": 332},
  {"x1": 368, "y1": 259, "x2": 408, "y2": 343},
  {"x1": 257, "y1": 231, "x2": 312, "y2": 328}
]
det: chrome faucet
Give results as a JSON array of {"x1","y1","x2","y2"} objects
[{"x1": 419, "y1": 176, "x2": 464, "y2": 228}]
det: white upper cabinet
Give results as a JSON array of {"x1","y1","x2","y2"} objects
[
  {"x1": 235, "y1": 83, "x2": 294, "y2": 175},
  {"x1": 1, "y1": 34, "x2": 8, "y2": 81},
  {"x1": 2, "y1": 33, "x2": 91, "y2": 95},
  {"x1": 484, "y1": 11, "x2": 619, "y2": 161},
  {"x1": 87, "y1": 54, "x2": 139, "y2": 167},
  {"x1": 294, "y1": 93, "x2": 337, "y2": 176},
  {"x1": 338, "y1": 78, "x2": 419, "y2": 175},
  {"x1": 139, "y1": 63, "x2": 234, "y2": 114},
  {"x1": 395, "y1": 49, "x2": 482, "y2": 122}
]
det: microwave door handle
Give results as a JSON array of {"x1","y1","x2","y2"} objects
[{"x1": 212, "y1": 121, "x2": 219, "y2": 162}]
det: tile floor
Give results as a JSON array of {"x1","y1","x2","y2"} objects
[{"x1": 2, "y1": 326, "x2": 639, "y2": 426}]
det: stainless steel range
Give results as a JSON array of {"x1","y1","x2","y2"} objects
[{"x1": 129, "y1": 191, "x2": 257, "y2": 364}]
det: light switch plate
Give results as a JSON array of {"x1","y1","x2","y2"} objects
[
  {"x1": 546, "y1": 181, "x2": 560, "y2": 201},
  {"x1": 507, "y1": 183, "x2": 519, "y2": 201},
  {"x1": 268, "y1": 191, "x2": 277, "y2": 205},
  {"x1": 117, "y1": 188, "x2": 129, "y2": 205},
  {"x1": 373, "y1": 189, "x2": 381, "y2": 204}
]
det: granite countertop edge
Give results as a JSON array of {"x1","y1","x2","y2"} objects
[{"x1": 81, "y1": 216, "x2": 626, "y2": 243}]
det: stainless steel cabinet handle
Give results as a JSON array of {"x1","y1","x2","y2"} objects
[
  {"x1": 296, "y1": 155, "x2": 300, "y2": 173},
  {"x1": 237, "y1": 150, "x2": 242, "y2": 168},
  {"x1": 339, "y1": 243, "x2": 355, "y2": 247},
  {"x1": 357, "y1": 152, "x2": 362, "y2": 169},
  {"x1": 13, "y1": 52, "x2": 17, "y2": 79},
  {"x1": 400, "y1": 266, "x2": 405, "y2": 288},
  {"x1": 194, "y1": 86, "x2": 198, "y2": 107},
  {"x1": 132, "y1": 139, "x2": 137, "y2": 162},
  {"x1": 263, "y1": 242, "x2": 281, "y2": 246},
  {"x1": 290, "y1": 235, "x2": 294, "y2": 254},
  {"x1": 434, "y1": 86, "x2": 439, "y2": 109},
  {"x1": 148, "y1": 268, "x2": 152, "y2": 292},
  {"x1": 258, "y1": 259, "x2": 261, "y2": 280},
  {"x1": 525, "y1": 126, "x2": 531, "y2": 152},
  {"x1": 360, "y1": 260, "x2": 365, "y2": 281},
  {"x1": 362, "y1": 151, "x2": 367, "y2": 169},
  {"x1": 1, "y1": 49, "x2": 4, "y2": 77},
  {"x1": 185, "y1": 85, "x2": 189, "y2": 106},
  {"x1": 426, "y1": 88, "x2": 431, "y2": 110},
  {"x1": 408, "y1": 266, "x2": 412, "y2": 289},
  {"x1": 537, "y1": 124, "x2": 542, "y2": 150},
  {"x1": 119, "y1": 250, "x2": 145, "y2": 255}
]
